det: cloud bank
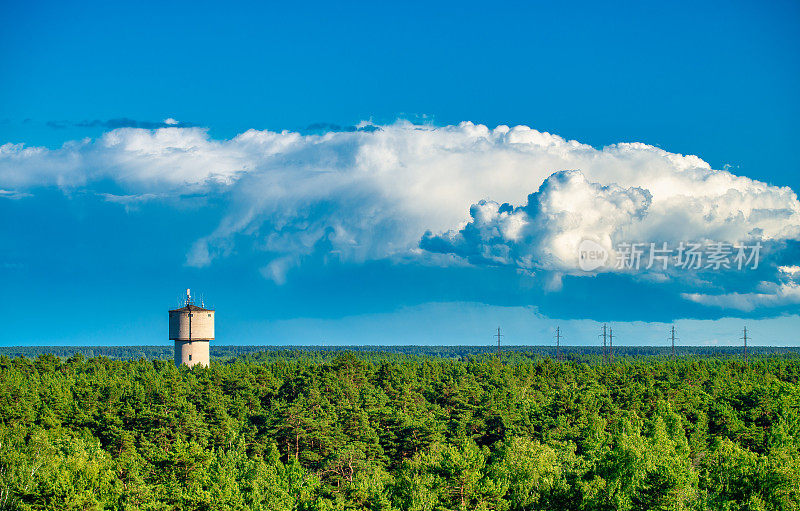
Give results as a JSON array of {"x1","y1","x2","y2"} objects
[{"x1": 2, "y1": 121, "x2": 799, "y2": 310}]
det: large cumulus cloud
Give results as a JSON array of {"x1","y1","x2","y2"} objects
[
  {"x1": 421, "y1": 170, "x2": 654, "y2": 272},
  {"x1": 421, "y1": 167, "x2": 800, "y2": 272},
  {"x1": 2, "y1": 121, "x2": 800, "y2": 309}
]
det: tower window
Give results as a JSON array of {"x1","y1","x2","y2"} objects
[{"x1": 189, "y1": 354, "x2": 192, "y2": 361}]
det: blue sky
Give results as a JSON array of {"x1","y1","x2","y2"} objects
[{"x1": 1, "y1": 0, "x2": 800, "y2": 346}]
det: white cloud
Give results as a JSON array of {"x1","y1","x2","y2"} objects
[
  {"x1": 779, "y1": 265, "x2": 800, "y2": 276},
  {"x1": 3, "y1": 121, "x2": 799, "y2": 289},
  {"x1": 682, "y1": 281, "x2": 800, "y2": 312},
  {"x1": 0, "y1": 128, "x2": 246, "y2": 190},
  {"x1": 421, "y1": 170, "x2": 653, "y2": 273},
  {"x1": 0, "y1": 189, "x2": 32, "y2": 199},
  {"x1": 99, "y1": 192, "x2": 163, "y2": 212}
]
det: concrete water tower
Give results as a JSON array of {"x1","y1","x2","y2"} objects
[{"x1": 169, "y1": 289, "x2": 214, "y2": 367}]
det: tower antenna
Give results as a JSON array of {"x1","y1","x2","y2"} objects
[{"x1": 495, "y1": 327, "x2": 503, "y2": 356}]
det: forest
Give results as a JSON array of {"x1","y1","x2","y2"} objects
[{"x1": 0, "y1": 351, "x2": 798, "y2": 510}]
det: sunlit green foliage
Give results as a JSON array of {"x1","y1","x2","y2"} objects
[{"x1": 0, "y1": 352, "x2": 798, "y2": 509}]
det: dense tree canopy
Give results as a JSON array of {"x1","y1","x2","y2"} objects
[{"x1": 0, "y1": 351, "x2": 799, "y2": 510}]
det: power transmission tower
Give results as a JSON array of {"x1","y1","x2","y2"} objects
[
  {"x1": 670, "y1": 325, "x2": 677, "y2": 358},
  {"x1": 495, "y1": 327, "x2": 503, "y2": 356},
  {"x1": 600, "y1": 324, "x2": 608, "y2": 364},
  {"x1": 741, "y1": 326, "x2": 748, "y2": 363},
  {"x1": 555, "y1": 326, "x2": 562, "y2": 361},
  {"x1": 609, "y1": 327, "x2": 614, "y2": 363}
]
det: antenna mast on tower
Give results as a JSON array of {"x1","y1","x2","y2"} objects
[{"x1": 495, "y1": 327, "x2": 503, "y2": 356}]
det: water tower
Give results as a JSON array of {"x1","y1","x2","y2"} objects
[{"x1": 169, "y1": 289, "x2": 214, "y2": 367}]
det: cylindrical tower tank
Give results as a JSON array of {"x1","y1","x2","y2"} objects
[{"x1": 169, "y1": 289, "x2": 213, "y2": 367}]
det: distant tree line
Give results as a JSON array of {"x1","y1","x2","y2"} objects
[{"x1": 2, "y1": 344, "x2": 799, "y2": 362}]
